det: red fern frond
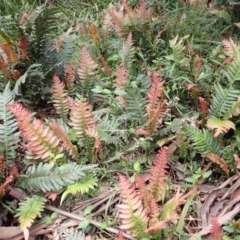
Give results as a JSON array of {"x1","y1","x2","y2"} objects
[
  {"x1": 0, "y1": 60, "x2": 11, "y2": 79},
  {"x1": 9, "y1": 163, "x2": 18, "y2": 177},
  {"x1": 0, "y1": 154, "x2": 5, "y2": 174},
  {"x1": 0, "y1": 43, "x2": 19, "y2": 64},
  {"x1": 52, "y1": 75, "x2": 69, "y2": 121},
  {"x1": 77, "y1": 46, "x2": 98, "y2": 81},
  {"x1": 199, "y1": 97, "x2": 209, "y2": 125},
  {"x1": 0, "y1": 175, "x2": 14, "y2": 198},
  {"x1": 145, "y1": 71, "x2": 167, "y2": 135},
  {"x1": 222, "y1": 38, "x2": 240, "y2": 59},
  {"x1": 64, "y1": 63, "x2": 75, "y2": 89},
  {"x1": 117, "y1": 173, "x2": 148, "y2": 238},
  {"x1": 88, "y1": 23, "x2": 101, "y2": 45},
  {"x1": 110, "y1": 7, "x2": 126, "y2": 37},
  {"x1": 135, "y1": 174, "x2": 150, "y2": 210},
  {"x1": 7, "y1": 103, "x2": 62, "y2": 162},
  {"x1": 18, "y1": 36, "x2": 28, "y2": 58},
  {"x1": 149, "y1": 147, "x2": 169, "y2": 201},
  {"x1": 185, "y1": 84, "x2": 202, "y2": 101},
  {"x1": 148, "y1": 195, "x2": 161, "y2": 227},
  {"x1": 99, "y1": 54, "x2": 112, "y2": 76},
  {"x1": 210, "y1": 215, "x2": 223, "y2": 240},
  {"x1": 69, "y1": 98, "x2": 96, "y2": 140},
  {"x1": 114, "y1": 64, "x2": 128, "y2": 88},
  {"x1": 48, "y1": 122, "x2": 78, "y2": 158},
  {"x1": 114, "y1": 64, "x2": 128, "y2": 106}
]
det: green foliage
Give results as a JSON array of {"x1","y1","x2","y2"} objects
[
  {"x1": 183, "y1": 125, "x2": 221, "y2": 154},
  {"x1": 17, "y1": 162, "x2": 97, "y2": 192},
  {"x1": 0, "y1": 83, "x2": 20, "y2": 160},
  {"x1": 60, "y1": 176, "x2": 98, "y2": 204},
  {"x1": 58, "y1": 227, "x2": 86, "y2": 240},
  {"x1": 15, "y1": 195, "x2": 46, "y2": 229}
]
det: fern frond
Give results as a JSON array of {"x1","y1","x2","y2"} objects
[
  {"x1": 77, "y1": 46, "x2": 98, "y2": 99},
  {"x1": 222, "y1": 38, "x2": 240, "y2": 59},
  {"x1": 225, "y1": 96, "x2": 240, "y2": 118},
  {"x1": 135, "y1": 175, "x2": 150, "y2": 210},
  {"x1": 0, "y1": 60, "x2": 11, "y2": 79},
  {"x1": 121, "y1": 32, "x2": 134, "y2": 70},
  {"x1": 210, "y1": 215, "x2": 223, "y2": 240},
  {"x1": 149, "y1": 147, "x2": 169, "y2": 201},
  {"x1": 125, "y1": 87, "x2": 146, "y2": 124},
  {"x1": 60, "y1": 176, "x2": 98, "y2": 204},
  {"x1": 114, "y1": 64, "x2": 128, "y2": 106},
  {"x1": 224, "y1": 57, "x2": 240, "y2": 84},
  {"x1": 184, "y1": 125, "x2": 221, "y2": 154},
  {"x1": 65, "y1": 63, "x2": 75, "y2": 89},
  {"x1": 99, "y1": 54, "x2": 112, "y2": 76},
  {"x1": 205, "y1": 153, "x2": 229, "y2": 176},
  {"x1": 48, "y1": 122, "x2": 78, "y2": 158},
  {"x1": 148, "y1": 195, "x2": 161, "y2": 227},
  {"x1": 207, "y1": 116, "x2": 235, "y2": 137},
  {"x1": 17, "y1": 162, "x2": 97, "y2": 192},
  {"x1": 117, "y1": 174, "x2": 148, "y2": 238},
  {"x1": 69, "y1": 98, "x2": 97, "y2": 141},
  {"x1": 0, "y1": 83, "x2": 20, "y2": 160},
  {"x1": 199, "y1": 97, "x2": 209, "y2": 125},
  {"x1": 18, "y1": 36, "x2": 28, "y2": 58},
  {"x1": 15, "y1": 195, "x2": 46, "y2": 229},
  {"x1": 209, "y1": 82, "x2": 240, "y2": 118},
  {"x1": 58, "y1": 227, "x2": 86, "y2": 240},
  {"x1": 0, "y1": 43, "x2": 19, "y2": 64},
  {"x1": 7, "y1": 102, "x2": 62, "y2": 162},
  {"x1": 145, "y1": 71, "x2": 168, "y2": 135},
  {"x1": 52, "y1": 75, "x2": 69, "y2": 121}
]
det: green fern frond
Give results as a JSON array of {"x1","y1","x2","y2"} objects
[
  {"x1": 15, "y1": 195, "x2": 46, "y2": 229},
  {"x1": 184, "y1": 125, "x2": 221, "y2": 154},
  {"x1": 13, "y1": 64, "x2": 44, "y2": 97},
  {"x1": 58, "y1": 227, "x2": 86, "y2": 240},
  {"x1": 0, "y1": 83, "x2": 20, "y2": 160},
  {"x1": 224, "y1": 57, "x2": 240, "y2": 84},
  {"x1": 17, "y1": 162, "x2": 97, "y2": 192},
  {"x1": 225, "y1": 96, "x2": 240, "y2": 119},
  {"x1": 209, "y1": 82, "x2": 240, "y2": 119},
  {"x1": 60, "y1": 176, "x2": 98, "y2": 204},
  {"x1": 125, "y1": 87, "x2": 146, "y2": 124},
  {"x1": 121, "y1": 32, "x2": 134, "y2": 71}
]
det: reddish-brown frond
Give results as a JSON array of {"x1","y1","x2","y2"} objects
[
  {"x1": 0, "y1": 175, "x2": 14, "y2": 198},
  {"x1": 77, "y1": 46, "x2": 98, "y2": 81},
  {"x1": 87, "y1": 23, "x2": 101, "y2": 45},
  {"x1": 99, "y1": 54, "x2": 112, "y2": 76},
  {"x1": 7, "y1": 102, "x2": 62, "y2": 162},
  {"x1": 110, "y1": 8, "x2": 126, "y2": 37},
  {"x1": 9, "y1": 163, "x2": 18, "y2": 177},
  {"x1": 69, "y1": 99, "x2": 96, "y2": 140},
  {"x1": 18, "y1": 36, "x2": 28, "y2": 58},
  {"x1": 210, "y1": 215, "x2": 223, "y2": 240},
  {"x1": 199, "y1": 97, "x2": 209, "y2": 125},
  {"x1": 65, "y1": 63, "x2": 75, "y2": 89},
  {"x1": 135, "y1": 174, "x2": 150, "y2": 210},
  {"x1": 149, "y1": 147, "x2": 169, "y2": 201},
  {"x1": 0, "y1": 60, "x2": 11, "y2": 79},
  {"x1": 145, "y1": 71, "x2": 167, "y2": 135},
  {"x1": 0, "y1": 43, "x2": 19, "y2": 64},
  {"x1": 222, "y1": 38, "x2": 240, "y2": 59},
  {"x1": 0, "y1": 154, "x2": 5, "y2": 174},
  {"x1": 148, "y1": 195, "x2": 160, "y2": 227},
  {"x1": 6, "y1": 102, "x2": 33, "y2": 124},
  {"x1": 117, "y1": 232, "x2": 126, "y2": 240},
  {"x1": 117, "y1": 174, "x2": 148, "y2": 237},
  {"x1": 52, "y1": 75, "x2": 69, "y2": 121},
  {"x1": 48, "y1": 122, "x2": 78, "y2": 158},
  {"x1": 185, "y1": 84, "x2": 202, "y2": 101},
  {"x1": 114, "y1": 64, "x2": 128, "y2": 106}
]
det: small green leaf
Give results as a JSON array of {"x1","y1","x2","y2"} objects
[
  {"x1": 84, "y1": 205, "x2": 94, "y2": 215},
  {"x1": 203, "y1": 170, "x2": 212, "y2": 179},
  {"x1": 114, "y1": 89, "x2": 126, "y2": 96},
  {"x1": 78, "y1": 220, "x2": 90, "y2": 229},
  {"x1": 133, "y1": 162, "x2": 141, "y2": 172}
]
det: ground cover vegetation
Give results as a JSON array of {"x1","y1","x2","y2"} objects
[{"x1": 1, "y1": 0, "x2": 240, "y2": 239}]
